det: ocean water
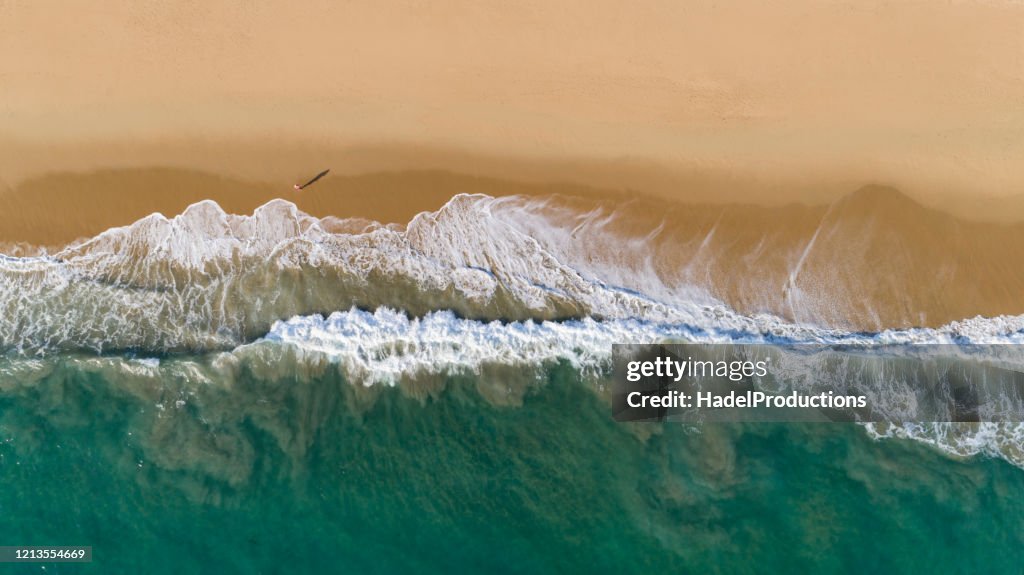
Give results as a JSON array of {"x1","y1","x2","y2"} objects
[
  {"x1": 2, "y1": 194, "x2": 1024, "y2": 572},
  {"x1": 2, "y1": 357, "x2": 1024, "y2": 574}
]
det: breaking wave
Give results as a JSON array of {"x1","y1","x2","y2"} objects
[
  {"x1": 3, "y1": 194, "x2": 1024, "y2": 468},
  {"x1": 0, "y1": 194, "x2": 709, "y2": 353},
  {"x1": 4, "y1": 194, "x2": 1024, "y2": 354}
]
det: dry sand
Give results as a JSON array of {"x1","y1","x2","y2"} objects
[{"x1": 2, "y1": 1, "x2": 1024, "y2": 203}]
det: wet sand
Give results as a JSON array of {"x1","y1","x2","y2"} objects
[
  {"x1": 0, "y1": 166, "x2": 629, "y2": 248},
  {"x1": 3, "y1": 163, "x2": 1024, "y2": 331}
]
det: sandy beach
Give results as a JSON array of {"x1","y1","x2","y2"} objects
[
  {"x1": 1, "y1": 0, "x2": 1023, "y2": 329},
  {"x1": 3, "y1": 160, "x2": 1024, "y2": 331},
  {"x1": 4, "y1": 4, "x2": 1024, "y2": 572},
  {"x1": 3, "y1": 137, "x2": 1024, "y2": 250},
  {"x1": 2, "y1": 0, "x2": 1024, "y2": 207}
]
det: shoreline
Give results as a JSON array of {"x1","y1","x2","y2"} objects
[
  {"x1": 3, "y1": 170, "x2": 1024, "y2": 331},
  {"x1": 4, "y1": 138, "x2": 1023, "y2": 227},
  {"x1": 0, "y1": 167, "x2": 622, "y2": 249}
]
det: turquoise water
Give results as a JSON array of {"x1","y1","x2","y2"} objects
[{"x1": 0, "y1": 356, "x2": 1022, "y2": 573}]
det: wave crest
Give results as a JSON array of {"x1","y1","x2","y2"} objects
[
  {"x1": 3, "y1": 193, "x2": 1024, "y2": 358},
  {"x1": 0, "y1": 195, "x2": 635, "y2": 352}
]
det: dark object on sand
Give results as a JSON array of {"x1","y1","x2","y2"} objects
[{"x1": 294, "y1": 169, "x2": 330, "y2": 191}]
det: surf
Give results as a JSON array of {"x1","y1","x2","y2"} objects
[
  {"x1": 2, "y1": 193, "x2": 1024, "y2": 467},
  {"x1": 3, "y1": 193, "x2": 1024, "y2": 355}
]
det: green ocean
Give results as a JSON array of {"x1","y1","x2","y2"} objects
[
  {"x1": 3, "y1": 194, "x2": 1024, "y2": 573},
  {"x1": 1, "y1": 356, "x2": 1022, "y2": 574}
]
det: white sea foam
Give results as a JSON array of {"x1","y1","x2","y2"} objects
[
  {"x1": 0, "y1": 194, "x2": 829, "y2": 352},
  {"x1": 247, "y1": 306, "x2": 1024, "y2": 468},
  {"x1": 6, "y1": 194, "x2": 1024, "y2": 354},
  {"x1": 863, "y1": 422, "x2": 1024, "y2": 465},
  {"x1": 3, "y1": 195, "x2": 1024, "y2": 467},
  {"x1": 258, "y1": 307, "x2": 1024, "y2": 385}
]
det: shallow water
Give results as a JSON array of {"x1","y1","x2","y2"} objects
[
  {"x1": 3, "y1": 193, "x2": 1024, "y2": 572},
  {"x1": 1, "y1": 357, "x2": 1022, "y2": 574}
]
